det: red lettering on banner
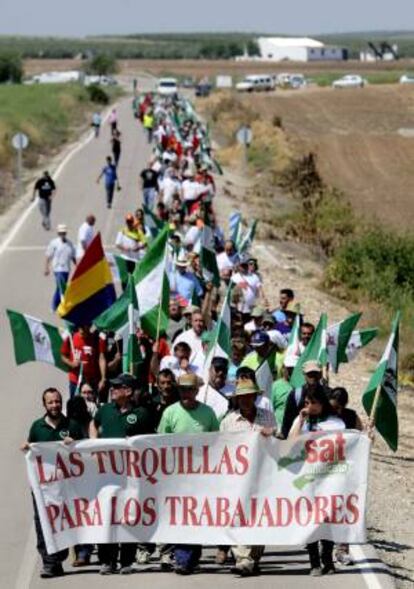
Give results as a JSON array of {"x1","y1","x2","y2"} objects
[
  {"x1": 36, "y1": 452, "x2": 85, "y2": 484},
  {"x1": 202, "y1": 445, "x2": 216, "y2": 474},
  {"x1": 330, "y1": 494, "x2": 346, "y2": 524},
  {"x1": 124, "y1": 498, "x2": 142, "y2": 526},
  {"x1": 305, "y1": 434, "x2": 346, "y2": 464},
  {"x1": 60, "y1": 502, "x2": 76, "y2": 530},
  {"x1": 257, "y1": 499, "x2": 275, "y2": 527},
  {"x1": 249, "y1": 497, "x2": 258, "y2": 527},
  {"x1": 234, "y1": 444, "x2": 249, "y2": 475},
  {"x1": 109, "y1": 450, "x2": 125, "y2": 475},
  {"x1": 199, "y1": 498, "x2": 214, "y2": 526},
  {"x1": 91, "y1": 450, "x2": 108, "y2": 473},
  {"x1": 69, "y1": 452, "x2": 84, "y2": 477},
  {"x1": 165, "y1": 496, "x2": 181, "y2": 525},
  {"x1": 110, "y1": 496, "x2": 123, "y2": 525},
  {"x1": 216, "y1": 446, "x2": 235, "y2": 475},
  {"x1": 160, "y1": 447, "x2": 176, "y2": 475},
  {"x1": 182, "y1": 496, "x2": 198, "y2": 525},
  {"x1": 186, "y1": 447, "x2": 202, "y2": 475},
  {"x1": 230, "y1": 499, "x2": 248, "y2": 527},
  {"x1": 345, "y1": 494, "x2": 359, "y2": 524},
  {"x1": 275, "y1": 497, "x2": 293, "y2": 526},
  {"x1": 177, "y1": 447, "x2": 185, "y2": 474},
  {"x1": 314, "y1": 495, "x2": 330, "y2": 524},
  {"x1": 46, "y1": 504, "x2": 60, "y2": 534},
  {"x1": 216, "y1": 497, "x2": 231, "y2": 527},
  {"x1": 295, "y1": 497, "x2": 313, "y2": 526},
  {"x1": 125, "y1": 450, "x2": 141, "y2": 478},
  {"x1": 142, "y1": 498, "x2": 156, "y2": 526},
  {"x1": 142, "y1": 448, "x2": 159, "y2": 484}
]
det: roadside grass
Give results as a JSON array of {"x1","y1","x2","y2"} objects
[
  {"x1": 311, "y1": 71, "x2": 403, "y2": 86},
  {"x1": 201, "y1": 92, "x2": 414, "y2": 372}
]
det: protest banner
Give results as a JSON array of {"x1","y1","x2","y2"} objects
[{"x1": 26, "y1": 431, "x2": 370, "y2": 554}]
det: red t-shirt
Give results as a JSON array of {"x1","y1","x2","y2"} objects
[{"x1": 61, "y1": 332, "x2": 107, "y2": 385}]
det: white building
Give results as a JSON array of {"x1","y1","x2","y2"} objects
[{"x1": 237, "y1": 37, "x2": 346, "y2": 62}]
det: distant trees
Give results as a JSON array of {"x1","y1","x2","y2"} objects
[
  {"x1": 84, "y1": 54, "x2": 119, "y2": 76},
  {"x1": 0, "y1": 52, "x2": 23, "y2": 83}
]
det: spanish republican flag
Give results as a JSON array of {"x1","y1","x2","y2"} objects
[{"x1": 57, "y1": 233, "x2": 116, "y2": 326}]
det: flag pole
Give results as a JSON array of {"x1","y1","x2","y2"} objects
[{"x1": 369, "y1": 383, "x2": 382, "y2": 422}]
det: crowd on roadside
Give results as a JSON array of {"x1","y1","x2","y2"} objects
[{"x1": 26, "y1": 90, "x2": 371, "y2": 579}]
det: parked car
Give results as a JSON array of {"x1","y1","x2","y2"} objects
[
  {"x1": 84, "y1": 75, "x2": 117, "y2": 87},
  {"x1": 400, "y1": 74, "x2": 414, "y2": 84},
  {"x1": 195, "y1": 83, "x2": 212, "y2": 97},
  {"x1": 289, "y1": 74, "x2": 307, "y2": 89},
  {"x1": 236, "y1": 75, "x2": 274, "y2": 92},
  {"x1": 332, "y1": 75, "x2": 367, "y2": 89},
  {"x1": 157, "y1": 78, "x2": 178, "y2": 96}
]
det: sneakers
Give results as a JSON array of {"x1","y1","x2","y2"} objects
[
  {"x1": 137, "y1": 549, "x2": 151, "y2": 564},
  {"x1": 119, "y1": 565, "x2": 134, "y2": 574},
  {"x1": 215, "y1": 549, "x2": 228, "y2": 565},
  {"x1": 232, "y1": 563, "x2": 259, "y2": 577},
  {"x1": 174, "y1": 565, "x2": 192, "y2": 575},
  {"x1": 99, "y1": 563, "x2": 116, "y2": 575},
  {"x1": 160, "y1": 553, "x2": 174, "y2": 571},
  {"x1": 336, "y1": 550, "x2": 354, "y2": 566},
  {"x1": 40, "y1": 564, "x2": 64, "y2": 578},
  {"x1": 309, "y1": 567, "x2": 322, "y2": 576}
]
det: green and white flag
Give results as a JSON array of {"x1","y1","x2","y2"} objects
[
  {"x1": 290, "y1": 313, "x2": 328, "y2": 388},
  {"x1": 256, "y1": 347, "x2": 278, "y2": 397},
  {"x1": 134, "y1": 226, "x2": 170, "y2": 339},
  {"x1": 204, "y1": 286, "x2": 232, "y2": 367},
  {"x1": 6, "y1": 310, "x2": 68, "y2": 372},
  {"x1": 327, "y1": 312, "x2": 362, "y2": 373},
  {"x1": 229, "y1": 212, "x2": 242, "y2": 248},
  {"x1": 143, "y1": 205, "x2": 165, "y2": 238},
  {"x1": 345, "y1": 328, "x2": 378, "y2": 363},
  {"x1": 362, "y1": 312, "x2": 400, "y2": 452},
  {"x1": 284, "y1": 314, "x2": 302, "y2": 367},
  {"x1": 124, "y1": 291, "x2": 143, "y2": 376},
  {"x1": 107, "y1": 254, "x2": 136, "y2": 286},
  {"x1": 200, "y1": 208, "x2": 220, "y2": 287},
  {"x1": 94, "y1": 274, "x2": 139, "y2": 338},
  {"x1": 238, "y1": 219, "x2": 258, "y2": 254}
]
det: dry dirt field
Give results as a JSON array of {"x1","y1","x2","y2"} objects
[{"x1": 239, "y1": 85, "x2": 414, "y2": 230}]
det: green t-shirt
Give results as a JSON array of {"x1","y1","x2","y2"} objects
[
  {"x1": 94, "y1": 402, "x2": 154, "y2": 438},
  {"x1": 28, "y1": 415, "x2": 84, "y2": 443},
  {"x1": 271, "y1": 378, "x2": 293, "y2": 427},
  {"x1": 157, "y1": 401, "x2": 219, "y2": 434}
]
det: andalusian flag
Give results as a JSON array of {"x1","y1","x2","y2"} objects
[
  {"x1": 327, "y1": 312, "x2": 362, "y2": 373},
  {"x1": 284, "y1": 314, "x2": 302, "y2": 367},
  {"x1": 345, "y1": 328, "x2": 378, "y2": 363},
  {"x1": 94, "y1": 275, "x2": 139, "y2": 337},
  {"x1": 238, "y1": 219, "x2": 258, "y2": 254},
  {"x1": 204, "y1": 286, "x2": 232, "y2": 365},
  {"x1": 143, "y1": 205, "x2": 165, "y2": 238},
  {"x1": 256, "y1": 347, "x2": 278, "y2": 397},
  {"x1": 290, "y1": 313, "x2": 328, "y2": 388},
  {"x1": 134, "y1": 226, "x2": 170, "y2": 339},
  {"x1": 229, "y1": 212, "x2": 242, "y2": 247},
  {"x1": 362, "y1": 313, "x2": 400, "y2": 451},
  {"x1": 58, "y1": 233, "x2": 116, "y2": 325},
  {"x1": 6, "y1": 310, "x2": 68, "y2": 372},
  {"x1": 113, "y1": 254, "x2": 136, "y2": 285},
  {"x1": 124, "y1": 290, "x2": 143, "y2": 376},
  {"x1": 200, "y1": 208, "x2": 220, "y2": 287}
]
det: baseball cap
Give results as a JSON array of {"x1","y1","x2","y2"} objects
[
  {"x1": 302, "y1": 360, "x2": 322, "y2": 374},
  {"x1": 57, "y1": 224, "x2": 67, "y2": 234},
  {"x1": 109, "y1": 373, "x2": 137, "y2": 388},
  {"x1": 250, "y1": 330, "x2": 270, "y2": 347},
  {"x1": 211, "y1": 356, "x2": 229, "y2": 369}
]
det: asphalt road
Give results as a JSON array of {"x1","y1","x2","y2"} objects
[{"x1": 0, "y1": 81, "x2": 394, "y2": 589}]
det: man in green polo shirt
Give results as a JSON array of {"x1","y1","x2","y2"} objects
[
  {"x1": 22, "y1": 387, "x2": 83, "y2": 579},
  {"x1": 158, "y1": 373, "x2": 219, "y2": 575},
  {"x1": 90, "y1": 373, "x2": 154, "y2": 575}
]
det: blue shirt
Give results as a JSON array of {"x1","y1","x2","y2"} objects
[
  {"x1": 169, "y1": 270, "x2": 203, "y2": 302},
  {"x1": 102, "y1": 164, "x2": 117, "y2": 186}
]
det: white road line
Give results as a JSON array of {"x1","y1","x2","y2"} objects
[
  {"x1": 0, "y1": 105, "x2": 114, "y2": 259},
  {"x1": 14, "y1": 524, "x2": 37, "y2": 589},
  {"x1": 350, "y1": 545, "x2": 392, "y2": 589}
]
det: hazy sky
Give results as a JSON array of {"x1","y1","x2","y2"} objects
[{"x1": 2, "y1": 0, "x2": 414, "y2": 36}]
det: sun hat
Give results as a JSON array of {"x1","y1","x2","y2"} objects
[
  {"x1": 177, "y1": 373, "x2": 203, "y2": 388},
  {"x1": 251, "y1": 306, "x2": 265, "y2": 318},
  {"x1": 302, "y1": 360, "x2": 322, "y2": 374},
  {"x1": 57, "y1": 224, "x2": 67, "y2": 234},
  {"x1": 233, "y1": 379, "x2": 261, "y2": 397}
]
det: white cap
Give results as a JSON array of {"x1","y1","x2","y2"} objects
[{"x1": 57, "y1": 224, "x2": 67, "y2": 234}]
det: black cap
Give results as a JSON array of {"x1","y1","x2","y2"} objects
[
  {"x1": 109, "y1": 373, "x2": 137, "y2": 388},
  {"x1": 212, "y1": 356, "x2": 229, "y2": 369}
]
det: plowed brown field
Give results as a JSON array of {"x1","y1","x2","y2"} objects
[{"x1": 242, "y1": 85, "x2": 414, "y2": 230}]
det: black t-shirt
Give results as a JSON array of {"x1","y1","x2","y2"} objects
[
  {"x1": 140, "y1": 168, "x2": 159, "y2": 189},
  {"x1": 340, "y1": 408, "x2": 358, "y2": 429},
  {"x1": 112, "y1": 137, "x2": 121, "y2": 155},
  {"x1": 35, "y1": 177, "x2": 56, "y2": 199}
]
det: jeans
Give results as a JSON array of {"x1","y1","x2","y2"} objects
[
  {"x1": 174, "y1": 544, "x2": 201, "y2": 571},
  {"x1": 33, "y1": 495, "x2": 68, "y2": 569},
  {"x1": 98, "y1": 543, "x2": 137, "y2": 567},
  {"x1": 105, "y1": 183, "x2": 115, "y2": 208},
  {"x1": 38, "y1": 198, "x2": 51, "y2": 230},
  {"x1": 143, "y1": 187, "x2": 157, "y2": 210},
  {"x1": 52, "y1": 271, "x2": 69, "y2": 311},
  {"x1": 75, "y1": 544, "x2": 93, "y2": 560}
]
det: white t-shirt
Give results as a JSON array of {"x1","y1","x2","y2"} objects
[
  {"x1": 231, "y1": 272, "x2": 262, "y2": 313},
  {"x1": 182, "y1": 179, "x2": 202, "y2": 202},
  {"x1": 76, "y1": 222, "x2": 95, "y2": 260},
  {"x1": 217, "y1": 251, "x2": 239, "y2": 272},
  {"x1": 160, "y1": 176, "x2": 180, "y2": 208},
  {"x1": 159, "y1": 355, "x2": 201, "y2": 378},
  {"x1": 46, "y1": 237, "x2": 76, "y2": 272},
  {"x1": 183, "y1": 225, "x2": 201, "y2": 248},
  {"x1": 115, "y1": 231, "x2": 142, "y2": 261}
]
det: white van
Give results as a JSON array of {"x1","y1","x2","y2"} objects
[
  {"x1": 157, "y1": 78, "x2": 178, "y2": 96},
  {"x1": 236, "y1": 75, "x2": 274, "y2": 92}
]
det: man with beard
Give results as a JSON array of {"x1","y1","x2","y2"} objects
[{"x1": 21, "y1": 388, "x2": 83, "y2": 578}]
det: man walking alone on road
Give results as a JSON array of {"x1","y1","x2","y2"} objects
[
  {"x1": 97, "y1": 156, "x2": 120, "y2": 209},
  {"x1": 32, "y1": 170, "x2": 56, "y2": 230},
  {"x1": 44, "y1": 224, "x2": 76, "y2": 311}
]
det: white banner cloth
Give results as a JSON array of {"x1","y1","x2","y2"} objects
[{"x1": 26, "y1": 431, "x2": 370, "y2": 554}]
